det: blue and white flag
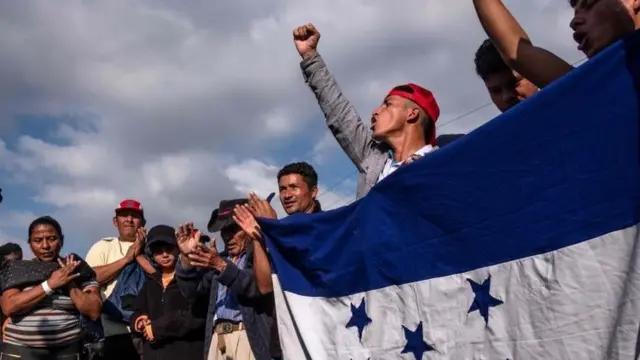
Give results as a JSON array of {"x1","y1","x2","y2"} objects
[{"x1": 260, "y1": 30, "x2": 640, "y2": 360}]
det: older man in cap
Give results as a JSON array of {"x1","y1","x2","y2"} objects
[
  {"x1": 175, "y1": 198, "x2": 277, "y2": 360},
  {"x1": 293, "y1": 23, "x2": 443, "y2": 199}
]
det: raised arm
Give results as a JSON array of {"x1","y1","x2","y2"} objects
[
  {"x1": 87, "y1": 234, "x2": 150, "y2": 287},
  {"x1": 294, "y1": 23, "x2": 375, "y2": 172},
  {"x1": 233, "y1": 203, "x2": 273, "y2": 294},
  {"x1": 472, "y1": 0, "x2": 574, "y2": 88},
  {"x1": 174, "y1": 223, "x2": 213, "y2": 299}
]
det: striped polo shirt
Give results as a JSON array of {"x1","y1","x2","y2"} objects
[{"x1": 3, "y1": 281, "x2": 97, "y2": 348}]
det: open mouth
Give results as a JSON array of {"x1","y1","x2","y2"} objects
[
  {"x1": 573, "y1": 32, "x2": 588, "y2": 53},
  {"x1": 370, "y1": 117, "x2": 376, "y2": 131}
]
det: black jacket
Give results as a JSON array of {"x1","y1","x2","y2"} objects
[{"x1": 131, "y1": 272, "x2": 208, "y2": 360}]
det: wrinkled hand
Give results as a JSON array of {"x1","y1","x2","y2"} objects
[
  {"x1": 293, "y1": 23, "x2": 320, "y2": 59},
  {"x1": 188, "y1": 243, "x2": 226, "y2": 271},
  {"x1": 176, "y1": 222, "x2": 201, "y2": 255},
  {"x1": 48, "y1": 255, "x2": 81, "y2": 290},
  {"x1": 134, "y1": 315, "x2": 150, "y2": 333},
  {"x1": 233, "y1": 205, "x2": 262, "y2": 242},
  {"x1": 247, "y1": 192, "x2": 277, "y2": 219}
]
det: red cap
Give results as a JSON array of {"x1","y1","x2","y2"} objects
[
  {"x1": 115, "y1": 199, "x2": 144, "y2": 214},
  {"x1": 387, "y1": 83, "x2": 440, "y2": 145}
]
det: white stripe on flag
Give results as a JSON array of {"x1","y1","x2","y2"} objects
[{"x1": 274, "y1": 225, "x2": 640, "y2": 359}]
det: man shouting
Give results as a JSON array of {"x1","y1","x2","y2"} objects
[{"x1": 294, "y1": 23, "x2": 441, "y2": 199}]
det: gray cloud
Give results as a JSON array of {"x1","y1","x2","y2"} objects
[{"x1": 0, "y1": 0, "x2": 582, "y2": 254}]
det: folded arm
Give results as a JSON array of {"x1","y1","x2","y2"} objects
[
  {"x1": 69, "y1": 282, "x2": 103, "y2": 321},
  {"x1": 0, "y1": 287, "x2": 47, "y2": 317},
  {"x1": 472, "y1": 0, "x2": 573, "y2": 88}
]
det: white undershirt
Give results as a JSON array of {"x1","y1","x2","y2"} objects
[{"x1": 377, "y1": 144, "x2": 435, "y2": 183}]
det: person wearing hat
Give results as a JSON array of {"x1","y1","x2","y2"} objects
[
  {"x1": 293, "y1": 23, "x2": 444, "y2": 199},
  {"x1": 85, "y1": 198, "x2": 155, "y2": 360},
  {"x1": 175, "y1": 199, "x2": 277, "y2": 360},
  {"x1": 130, "y1": 225, "x2": 208, "y2": 360},
  {"x1": 86, "y1": 199, "x2": 154, "y2": 298}
]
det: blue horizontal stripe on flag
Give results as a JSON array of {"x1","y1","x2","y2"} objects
[{"x1": 260, "y1": 30, "x2": 640, "y2": 299}]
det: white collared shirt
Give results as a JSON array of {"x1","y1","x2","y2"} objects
[{"x1": 377, "y1": 144, "x2": 435, "y2": 183}]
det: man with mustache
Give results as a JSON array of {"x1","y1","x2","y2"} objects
[
  {"x1": 86, "y1": 199, "x2": 155, "y2": 360},
  {"x1": 472, "y1": 0, "x2": 640, "y2": 89},
  {"x1": 229, "y1": 162, "x2": 322, "y2": 297},
  {"x1": 175, "y1": 199, "x2": 277, "y2": 360}
]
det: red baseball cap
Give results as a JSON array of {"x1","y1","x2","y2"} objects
[
  {"x1": 115, "y1": 199, "x2": 144, "y2": 216},
  {"x1": 387, "y1": 83, "x2": 440, "y2": 145}
]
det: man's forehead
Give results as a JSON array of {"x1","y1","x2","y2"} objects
[
  {"x1": 384, "y1": 94, "x2": 406, "y2": 102},
  {"x1": 279, "y1": 173, "x2": 304, "y2": 185}
]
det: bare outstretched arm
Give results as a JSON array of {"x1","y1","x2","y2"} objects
[{"x1": 473, "y1": 0, "x2": 574, "y2": 88}]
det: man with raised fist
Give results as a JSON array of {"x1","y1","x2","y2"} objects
[
  {"x1": 293, "y1": 23, "x2": 441, "y2": 199},
  {"x1": 472, "y1": 0, "x2": 640, "y2": 89}
]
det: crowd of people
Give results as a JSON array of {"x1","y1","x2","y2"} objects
[{"x1": 0, "y1": 0, "x2": 637, "y2": 359}]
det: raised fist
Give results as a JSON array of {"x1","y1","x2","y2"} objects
[{"x1": 293, "y1": 23, "x2": 320, "y2": 59}]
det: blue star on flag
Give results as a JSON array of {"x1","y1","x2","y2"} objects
[
  {"x1": 346, "y1": 297, "x2": 372, "y2": 341},
  {"x1": 401, "y1": 321, "x2": 435, "y2": 359},
  {"x1": 467, "y1": 275, "x2": 503, "y2": 325}
]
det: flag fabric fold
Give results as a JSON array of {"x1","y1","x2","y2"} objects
[{"x1": 259, "y1": 30, "x2": 640, "y2": 359}]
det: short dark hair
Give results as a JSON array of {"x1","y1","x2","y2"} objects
[
  {"x1": 474, "y1": 39, "x2": 511, "y2": 79},
  {"x1": 277, "y1": 162, "x2": 318, "y2": 189},
  {"x1": 28, "y1": 216, "x2": 64, "y2": 245},
  {"x1": 0, "y1": 243, "x2": 22, "y2": 257}
]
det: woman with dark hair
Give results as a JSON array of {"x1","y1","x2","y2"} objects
[{"x1": 0, "y1": 216, "x2": 102, "y2": 360}]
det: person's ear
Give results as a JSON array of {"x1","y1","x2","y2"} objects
[
  {"x1": 311, "y1": 185, "x2": 319, "y2": 199},
  {"x1": 406, "y1": 107, "x2": 420, "y2": 124}
]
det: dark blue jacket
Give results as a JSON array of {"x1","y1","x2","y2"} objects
[{"x1": 175, "y1": 243, "x2": 277, "y2": 360}]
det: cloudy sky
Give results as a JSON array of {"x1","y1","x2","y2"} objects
[{"x1": 0, "y1": 0, "x2": 583, "y2": 257}]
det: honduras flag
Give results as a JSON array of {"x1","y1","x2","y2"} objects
[{"x1": 260, "y1": 30, "x2": 640, "y2": 359}]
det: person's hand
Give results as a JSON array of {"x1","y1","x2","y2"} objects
[
  {"x1": 126, "y1": 227, "x2": 146, "y2": 262},
  {"x1": 233, "y1": 205, "x2": 262, "y2": 242},
  {"x1": 247, "y1": 192, "x2": 277, "y2": 220},
  {"x1": 48, "y1": 255, "x2": 81, "y2": 290},
  {"x1": 176, "y1": 222, "x2": 201, "y2": 255},
  {"x1": 143, "y1": 322, "x2": 155, "y2": 342},
  {"x1": 188, "y1": 243, "x2": 226, "y2": 271},
  {"x1": 293, "y1": 23, "x2": 320, "y2": 59},
  {"x1": 134, "y1": 315, "x2": 149, "y2": 333}
]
